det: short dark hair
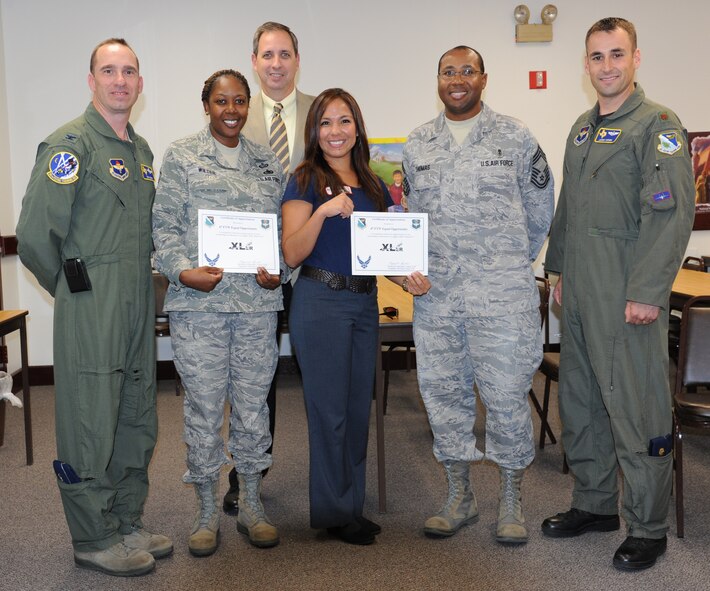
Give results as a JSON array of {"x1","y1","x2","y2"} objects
[
  {"x1": 89, "y1": 38, "x2": 139, "y2": 74},
  {"x1": 437, "y1": 45, "x2": 485, "y2": 74},
  {"x1": 253, "y1": 21, "x2": 299, "y2": 56},
  {"x1": 585, "y1": 17, "x2": 637, "y2": 52},
  {"x1": 294, "y1": 88, "x2": 385, "y2": 211},
  {"x1": 201, "y1": 69, "x2": 251, "y2": 104}
]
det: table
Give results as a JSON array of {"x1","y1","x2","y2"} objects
[
  {"x1": 671, "y1": 268, "x2": 710, "y2": 308},
  {"x1": 374, "y1": 278, "x2": 414, "y2": 513},
  {"x1": 0, "y1": 310, "x2": 32, "y2": 465}
]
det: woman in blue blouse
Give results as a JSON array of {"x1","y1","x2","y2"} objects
[{"x1": 281, "y1": 88, "x2": 390, "y2": 545}]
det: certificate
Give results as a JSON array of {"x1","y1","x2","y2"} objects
[
  {"x1": 197, "y1": 209, "x2": 279, "y2": 274},
  {"x1": 350, "y1": 212, "x2": 428, "y2": 275}
]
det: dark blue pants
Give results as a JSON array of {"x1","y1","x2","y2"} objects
[{"x1": 289, "y1": 276, "x2": 378, "y2": 529}]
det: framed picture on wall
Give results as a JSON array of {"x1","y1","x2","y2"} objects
[
  {"x1": 369, "y1": 138, "x2": 407, "y2": 212},
  {"x1": 689, "y1": 131, "x2": 710, "y2": 230}
]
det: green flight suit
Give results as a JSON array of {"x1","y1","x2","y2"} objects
[
  {"x1": 545, "y1": 85, "x2": 695, "y2": 538},
  {"x1": 16, "y1": 103, "x2": 157, "y2": 552}
]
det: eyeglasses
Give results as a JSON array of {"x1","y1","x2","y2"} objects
[
  {"x1": 379, "y1": 306, "x2": 399, "y2": 319},
  {"x1": 438, "y1": 68, "x2": 483, "y2": 79}
]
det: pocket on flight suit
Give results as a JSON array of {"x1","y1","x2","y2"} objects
[
  {"x1": 118, "y1": 368, "x2": 156, "y2": 427},
  {"x1": 640, "y1": 167, "x2": 676, "y2": 214},
  {"x1": 77, "y1": 367, "x2": 124, "y2": 438},
  {"x1": 626, "y1": 451, "x2": 673, "y2": 528},
  {"x1": 56, "y1": 478, "x2": 109, "y2": 544}
]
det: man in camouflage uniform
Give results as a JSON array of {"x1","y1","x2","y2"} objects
[
  {"x1": 541, "y1": 18, "x2": 695, "y2": 571},
  {"x1": 403, "y1": 46, "x2": 554, "y2": 544},
  {"x1": 16, "y1": 39, "x2": 171, "y2": 577}
]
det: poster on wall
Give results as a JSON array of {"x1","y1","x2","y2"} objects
[
  {"x1": 689, "y1": 131, "x2": 710, "y2": 230},
  {"x1": 368, "y1": 138, "x2": 407, "y2": 212}
]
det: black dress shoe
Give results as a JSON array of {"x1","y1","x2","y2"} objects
[
  {"x1": 613, "y1": 536, "x2": 667, "y2": 571},
  {"x1": 541, "y1": 508, "x2": 620, "y2": 538},
  {"x1": 222, "y1": 468, "x2": 239, "y2": 515},
  {"x1": 327, "y1": 522, "x2": 375, "y2": 545},
  {"x1": 357, "y1": 516, "x2": 382, "y2": 536}
]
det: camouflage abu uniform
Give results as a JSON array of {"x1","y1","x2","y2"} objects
[
  {"x1": 152, "y1": 127, "x2": 285, "y2": 483},
  {"x1": 403, "y1": 104, "x2": 554, "y2": 470}
]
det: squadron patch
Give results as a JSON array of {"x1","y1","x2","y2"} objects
[
  {"x1": 140, "y1": 164, "x2": 155, "y2": 183},
  {"x1": 594, "y1": 128, "x2": 622, "y2": 144},
  {"x1": 109, "y1": 158, "x2": 129, "y2": 181},
  {"x1": 531, "y1": 146, "x2": 551, "y2": 189},
  {"x1": 574, "y1": 125, "x2": 591, "y2": 146},
  {"x1": 47, "y1": 151, "x2": 79, "y2": 184},
  {"x1": 653, "y1": 190, "x2": 672, "y2": 202},
  {"x1": 657, "y1": 132, "x2": 682, "y2": 155}
]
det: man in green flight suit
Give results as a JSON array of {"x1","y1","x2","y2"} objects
[
  {"x1": 541, "y1": 18, "x2": 695, "y2": 570},
  {"x1": 16, "y1": 38, "x2": 171, "y2": 577}
]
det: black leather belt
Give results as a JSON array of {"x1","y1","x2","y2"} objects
[{"x1": 301, "y1": 265, "x2": 375, "y2": 294}]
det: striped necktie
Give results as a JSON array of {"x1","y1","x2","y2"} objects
[{"x1": 270, "y1": 102, "x2": 290, "y2": 175}]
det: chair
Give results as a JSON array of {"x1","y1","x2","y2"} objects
[
  {"x1": 528, "y1": 276, "x2": 558, "y2": 449},
  {"x1": 153, "y1": 272, "x2": 181, "y2": 396},
  {"x1": 382, "y1": 340, "x2": 415, "y2": 415},
  {"x1": 669, "y1": 257, "x2": 707, "y2": 362},
  {"x1": 672, "y1": 295, "x2": 710, "y2": 538}
]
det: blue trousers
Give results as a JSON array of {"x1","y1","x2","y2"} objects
[{"x1": 289, "y1": 276, "x2": 378, "y2": 529}]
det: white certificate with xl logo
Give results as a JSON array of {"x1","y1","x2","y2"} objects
[
  {"x1": 350, "y1": 212, "x2": 428, "y2": 275},
  {"x1": 198, "y1": 209, "x2": 279, "y2": 274}
]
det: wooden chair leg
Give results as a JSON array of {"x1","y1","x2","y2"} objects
[
  {"x1": 383, "y1": 347, "x2": 391, "y2": 415},
  {"x1": 0, "y1": 399, "x2": 5, "y2": 447},
  {"x1": 674, "y1": 417, "x2": 684, "y2": 538},
  {"x1": 540, "y1": 376, "x2": 556, "y2": 448},
  {"x1": 529, "y1": 385, "x2": 556, "y2": 449}
]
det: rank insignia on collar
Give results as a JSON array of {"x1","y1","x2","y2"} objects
[
  {"x1": 594, "y1": 128, "x2": 622, "y2": 144},
  {"x1": 109, "y1": 158, "x2": 129, "y2": 181},
  {"x1": 47, "y1": 151, "x2": 79, "y2": 184},
  {"x1": 574, "y1": 125, "x2": 590, "y2": 146},
  {"x1": 140, "y1": 164, "x2": 155, "y2": 182},
  {"x1": 657, "y1": 132, "x2": 682, "y2": 155}
]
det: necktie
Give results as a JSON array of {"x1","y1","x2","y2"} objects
[{"x1": 270, "y1": 102, "x2": 290, "y2": 175}]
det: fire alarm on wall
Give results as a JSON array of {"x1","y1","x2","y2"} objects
[{"x1": 529, "y1": 70, "x2": 547, "y2": 89}]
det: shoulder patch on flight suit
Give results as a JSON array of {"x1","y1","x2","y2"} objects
[
  {"x1": 657, "y1": 132, "x2": 682, "y2": 155},
  {"x1": 531, "y1": 146, "x2": 551, "y2": 189},
  {"x1": 109, "y1": 159, "x2": 129, "y2": 181},
  {"x1": 594, "y1": 128, "x2": 622, "y2": 144},
  {"x1": 140, "y1": 164, "x2": 155, "y2": 182},
  {"x1": 47, "y1": 151, "x2": 79, "y2": 184},
  {"x1": 573, "y1": 125, "x2": 590, "y2": 146}
]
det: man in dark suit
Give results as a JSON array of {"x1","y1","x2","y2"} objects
[{"x1": 224, "y1": 21, "x2": 315, "y2": 512}]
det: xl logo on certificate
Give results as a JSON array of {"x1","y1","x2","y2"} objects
[
  {"x1": 198, "y1": 209, "x2": 279, "y2": 274},
  {"x1": 350, "y1": 212, "x2": 428, "y2": 276}
]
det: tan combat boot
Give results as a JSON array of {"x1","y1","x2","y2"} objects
[
  {"x1": 74, "y1": 541, "x2": 155, "y2": 576},
  {"x1": 236, "y1": 473, "x2": 279, "y2": 548},
  {"x1": 424, "y1": 460, "x2": 479, "y2": 537},
  {"x1": 496, "y1": 467, "x2": 528, "y2": 544},
  {"x1": 188, "y1": 480, "x2": 220, "y2": 557}
]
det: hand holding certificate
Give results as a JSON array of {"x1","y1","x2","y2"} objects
[
  {"x1": 198, "y1": 209, "x2": 279, "y2": 274},
  {"x1": 350, "y1": 212, "x2": 428, "y2": 275}
]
